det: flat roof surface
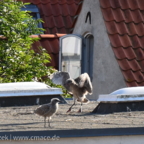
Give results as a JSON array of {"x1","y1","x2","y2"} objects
[{"x1": 1, "y1": 100, "x2": 144, "y2": 132}]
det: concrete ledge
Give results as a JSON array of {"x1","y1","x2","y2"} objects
[
  {"x1": 1, "y1": 127, "x2": 144, "y2": 140},
  {"x1": 92, "y1": 101, "x2": 144, "y2": 114},
  {"x1": 95, "y1": 93, "x2": 144, "y2": 114},
  {"x1": 98, "y1": 94, "x2": 144, "y2": 102},
  {"x1": 0, "y1": 82, "x2": 62, "y2": 97},
  {"x1": 0, "y1": 95, "x2": 66, "y2": 107},
  {"x1": 0, "y1": 82, "x2": 66, "y2": 107}
]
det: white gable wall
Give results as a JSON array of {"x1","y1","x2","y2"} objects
[{"x1": 73, "y1": 0, "x2": 126, "y2": 100}]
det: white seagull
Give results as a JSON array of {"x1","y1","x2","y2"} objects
[{"x1": 50, "y1": 71, "x2": 93, "y2": 112}]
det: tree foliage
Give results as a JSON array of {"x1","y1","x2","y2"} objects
[{"x1": 0, "y1": 0, "x2": 51, "y2": 83}]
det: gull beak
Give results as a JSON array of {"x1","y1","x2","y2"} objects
[{"x1": 58, "y1": 100, "x2": 62, "y2": 103}]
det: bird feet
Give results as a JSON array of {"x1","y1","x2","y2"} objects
[
  {"x1": 44, "y1": 125, "x2": 52, "y2": 128},
  {"x1": 66, "y1": 108, "x2": 71, "y2": 113},
  {"x1": 48, "y1": 126, "x2": 52, "y2": 129},
  {"x1": 77, "y1": 108, "x2": 82, "y2": 113}
]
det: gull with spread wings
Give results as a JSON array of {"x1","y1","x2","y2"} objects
[{"x1": 50, "y1": 71, "x2": 93, "y2": 112}]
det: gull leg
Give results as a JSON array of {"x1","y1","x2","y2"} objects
[
  {"x1": 67, "y1": 98, "x2": 76, "y2": 113},
  {"x1": 44, "y1": 117, "x2": 46, "y2": 128},
  {"x1": 48, "y1": 118, "x2": 51, "y2": 127},
  {"x1": 78, "y1": 102, "x2": 83, "y2": 113}
]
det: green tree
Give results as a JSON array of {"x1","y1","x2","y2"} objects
[{"x1": 0, "y1": 0, "x2": 51, "y2": 83}]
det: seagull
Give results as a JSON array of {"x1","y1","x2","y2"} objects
[
  {"x1": 34, "y1": 98, "x2": 61, "y2": 127},
  {"x1": 50, "y1": 71, "x2": 93, "y2": 113}
]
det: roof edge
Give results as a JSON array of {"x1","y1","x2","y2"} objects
[
  {"x1": 0, "y1": 34, "x2": 66, "y2": 40},
  {"x1": 1, "y1": 127, "x2": 144, "y2": 139}
]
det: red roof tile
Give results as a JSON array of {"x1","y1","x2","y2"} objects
[
  {"x1": 21, "y1": 0, "x2": 83, "y2": 34},
  {"x1": 31, "y1": 34, "x2": 60, "y2": 69},
  {"x1": 112, "y1": 47, "x2": 136, "y2": 60},
  {"x1": 122, "y1": 70, "x2": 144, "y2": 83},
  {"x1": 126, "y1": 81, "x2": 138, "y2": 87},
  {"x1": 46, "y1": 53, "x2": 59, "y2": 68},
  {"x1": 139, "y1": 60, "x2": 144, "y2": 72},
  {"x1": 30, "y1": 33, "x2": 67, "y2": 69},
  {"x1": 105, "y1": 21, "x2": 144, "y2": 36},
  {"x1": 99, "y1": 0, "x2": 144, "y2": 86},
  {"x1": 118, "y1": 59, "x2": 141, "y2": 71},
  {"x1": 19, "y1": 0, "x2": 83, "y2": 69},
  {"x1": 39, "y1": 34, "x2": 56, "y2": 38},
  {"x1": 134, "y1": 48, "x2": 144, "y2": 61},
  {"x1": 101, "y1": 8, "x2": 144, "y2": 23},
  {"x1": 100, "y1": 0, "x2": 144, "y2": 10}
]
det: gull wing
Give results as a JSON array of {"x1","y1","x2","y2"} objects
[
  {"x1": 34, "y1": 104, "x2": 50, "y2": 116},
  {"x1": 75, "y1": 73, "x2": 93, "y2": 94},
  {"x1": 49, "y1": 71, "x2": 70, "y2": 86}
]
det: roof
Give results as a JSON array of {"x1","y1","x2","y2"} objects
[
  {"x1": 99, "y1": 0, "x2": 144, "y2": 87},
  {"x1": 21, "y1": 0, "x2": 83, "y2": 34},
  {"x1": 31, "y1": 34, "x2": 66, "y2": 69},
  {"x1": 21, "y1": 0, "x2": 83, "y2": 69},
  {"x1": 1, "y1": 101, "x2": 144, "y2": 136},
  {"x1": 1, "y1": 127, "x2": 144, "y2": 139},
  {"x1": 0, "y1": 33, "x2": 65, "y2": 70}
]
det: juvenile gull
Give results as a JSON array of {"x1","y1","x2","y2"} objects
[
  {"x1": 34, "y1": 98, "x2": 61, "y2": 127},
  {"x1": 50, "y1": 71, "x2": 93, "y2": 112}
]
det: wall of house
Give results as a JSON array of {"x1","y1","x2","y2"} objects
[
  {"x1": 73, "y1": 0, "x2": 126, "y2": 100},
  {"x1": 2, "y1": 135, "x2": 144, "y2": 144}
]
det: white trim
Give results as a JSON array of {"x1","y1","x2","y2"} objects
[
  {"x1": 98, "y1": 94, "x2": 144, "y2": 103},
  {"x1": 110, "y1": 86, "x2": 144, "y2": 95},
  {"x1": 83, "y1": 32, "x2": 93, "y2": 38},
  {"x1": 0, "y1": 82, "x2": 63, "y2": 97}
]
